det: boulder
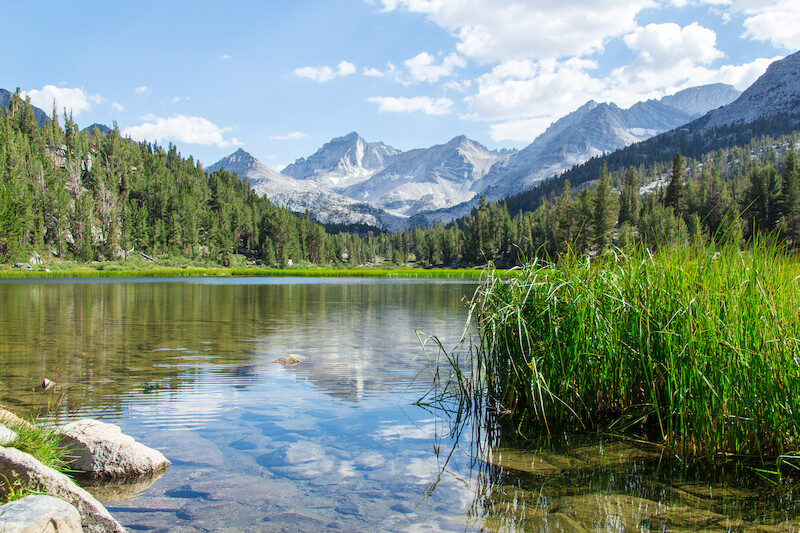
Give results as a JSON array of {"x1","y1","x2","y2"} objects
[
  {"x1": 0, "y1": 409, "x2": 35, "y2": 432},
  {"x1": 0, "y1": 494, "x2": 82, "y2": 533},
  {"x1": 56, "y1": 419, "x2": 169, "y2": 479},
  {"x1": 0, "y1": 423, "x2": 18, "y2": 445},
  {"x1": 0, "y1": 446, "x2": 125, "y2": 532}
]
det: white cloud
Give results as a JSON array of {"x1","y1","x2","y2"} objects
[
  {"x1": 368, "y1": 95, "x2": 454, "y2": 115},
  {"x1": 404, "y1": 52, "x2": 465, "y2": 83},
  {"x1": 294, "y1": 61, "x2": 357, "y2": 82},
  {"x1": 221, "y1": 54, "x2": 232, "y2": 60},
  {"x1": 111, "y1": 102, "x2": 124, "y2": 112},
  {"x1": 122, "y1": 115, "x2": 240, "y2": 147},
  {"x1": 363, "y1": 67, "x2": 386, "y2": 77},
  {"x1": 466, "y1": 58, "x2": 599, "y2": 123},
  {"x1": 22, "y1": 85, "x2": 101, "y2": 117},
  {"x1": 378, "y1": 0, "x2": 656, "y2": 63},
  {"x1": 269, "y1": 131, "x2": 308, "y2": 140},
  {"x1": 624, "y1": 22, "x2": 723, "y2": 65},
  {"x1": 134, "y1": 85, "x2": 151, "y2": 96},
  {"x1": 735, "y1": 0, "x2": 800, "y2": 50}
]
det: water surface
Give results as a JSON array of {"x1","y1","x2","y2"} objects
[{"x1": 0, "y1": 277, "x2": 797, "y2": 532}]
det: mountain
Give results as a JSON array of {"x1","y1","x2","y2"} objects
[
  {"x1": 82, "y1": 123, "x2": 112, "y2": 136},
  {"x1": 282, "y1": 132, "x2": 402, "y2": 189},
  {"x1": 702, "y1": 51, "x2": 800, "y2": 129},
  {"x1": 211, "y1": 83, "x2": 742, "y2": 230},
  {"x1": 0, "y1": 88, "x2": 49, "y2": 127},
  {"x1": 343, "y1": 135, "x2": 512, "y2": 216},
  {"x1": 207, "y1": 148, "x2": 404, "y2": 230},
  {"x1": 479, "y1": 83, "x2": 740, "y2": 199}
]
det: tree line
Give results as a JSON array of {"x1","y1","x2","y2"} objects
[{"x1": 2, "y1": 89, "x2": 799, "y2": 268}]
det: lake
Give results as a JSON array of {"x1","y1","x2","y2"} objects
[{"x1": 0, "y1": 277, "x2": 797, "y2": 531}]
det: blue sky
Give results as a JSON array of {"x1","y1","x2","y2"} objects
[{"x1": 3, "y1": 0, "x2": 797, "y2": 170}]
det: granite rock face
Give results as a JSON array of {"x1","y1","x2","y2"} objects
[
  {"x1": 0, "y1": 494, "x2": 83, "y2": 533},
  {"x1": 57, "y1": 419, "x2": 170, "y2": 479}
]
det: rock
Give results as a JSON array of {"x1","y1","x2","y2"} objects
[
  {"x1": 0, "y1": 409, "x2": 35, "y2": 432},
  {"x1": 0, "y1": 423, "x2": 18, "y2": 445},
  {"x1": 257, "y1": 441, "x2": 334, "y2": 480},
  {"x1": 273, "y1": 354, "x2": 308, "y2": 366},
  {"x1": 0, "y1": 446, "x2": 125, "y2": 532},
  {"x1": 480, "y1": 447, "x2": 586, "y2": 476},
  {"x1": 13, "y1": 263, "x2": 32, "y2": 270},
  {"x1": 0, "y1": 494, "x2": 82, "y2": 533},
  {"x1": 56, "y1": 419, "x2": 170, "y2": 479},
  {"x1": 28, "y1": 253, "x2": 43, "y2": 266}
]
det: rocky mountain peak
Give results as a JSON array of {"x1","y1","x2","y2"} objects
[{"x1": 703, "y1": 51, "x2": 800, "y2": 129}]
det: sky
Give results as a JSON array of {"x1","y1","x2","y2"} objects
[{"x1": 2, "y1": 0, "x2": 798, "y2": 170}]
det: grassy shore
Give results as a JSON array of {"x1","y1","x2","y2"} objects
[
  {"x1": 0, "y1": 259, "x2": 489, "y2": 279},
  {"x1": 463, "y1": 240, "x2": 800, "y2": 463}
]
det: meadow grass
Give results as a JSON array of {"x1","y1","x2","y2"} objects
[
  {"x1": 464, "y1": 239, "x2": 800, "y2": 463},
  {"x1": 0, "y1": 263, "x2": 489, "y2": 280}
]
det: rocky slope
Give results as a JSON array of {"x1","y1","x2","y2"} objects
[
  {"x1": 702, "y1": 51, "x2": 800, "y2": 129},
  {"x1": 343, "y1": 135, "x2": 512, "y2": 216},
  {"x1": 208, "y1": 148, "x2": 404, "y2": 229},
  {"x1": 479, "y1": 84, "x2": 740, "y2": 199}
]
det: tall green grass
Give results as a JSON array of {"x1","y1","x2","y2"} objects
[{"x1": 466, "y1": 240, "x2": 800, "y2": 462}]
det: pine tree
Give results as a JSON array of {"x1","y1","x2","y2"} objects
[
  {"x1": 665, "y1": 154, "x2": 685, "y2": 216},
  {"x1": 593, "y1": 161, "x2": 615, "y2": 249},
  {"x1": 618, "y1": 167, "x2": 640, "y2": 226}
]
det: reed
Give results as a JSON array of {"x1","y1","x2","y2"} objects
[{"x1": 466, "y1": 239, "x2": 800, "y2": 462}]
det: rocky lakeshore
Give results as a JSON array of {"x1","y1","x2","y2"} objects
[{"x1": 0, "y1": 409, "x2": 169, "y2": 532}]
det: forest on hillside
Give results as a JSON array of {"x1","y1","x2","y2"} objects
[{"x1": 2, "y1": 89, "x2": 800, "y2": 269}]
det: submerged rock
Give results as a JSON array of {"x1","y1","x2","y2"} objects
[
  {"x1": 273, "y1": 354, "x2": 308, "y2": 366},
  {"x1": 481, "y1": 447, "x2": 587, "y2": 476},
  {"x1": 0, "y1": 494, "x2": 82, "y2": 533},
  {"x1": 0, "y1": 446, "x2": 125, "y2": 532},
  {"x1": 57, "y1": 419, "x2": 170, "y2": 479}
]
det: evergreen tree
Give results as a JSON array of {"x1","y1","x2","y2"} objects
[
  {"x1": 618, "y1": 167, "x2": 640, "y2": 226},
  {"x1": 665, "y1": 154, "x2": 685, "y2": 215},
  {"x1": 593, "y1": 161, "x2": 615, "y2": 249}
]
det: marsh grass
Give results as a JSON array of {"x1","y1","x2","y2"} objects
[{"x1": 461, "y1": 239, "x2": 800, "y2": 463}]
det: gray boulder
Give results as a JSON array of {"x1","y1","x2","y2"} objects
[
  {"x1": 0, "y1": 494, "x2": 83, "y2": 533},
  {"x1": 0, "y1": 446, "x2": 125, "y2": 532},
  {"x1": 57, "y1": 419, "x2": 169, "y2": 479},
  {"x1": 0, "y1": 423, "x2": 18, "y2": 445}
]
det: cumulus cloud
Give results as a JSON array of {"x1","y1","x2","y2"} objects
[
  {"x1": 269, "y1": 131, "x2": 308, "y2": 140},
  {"x1": 294, "y1": 61, "x2": 357, "y2": 82},
  {"x1": 134, "y1": 85, "x2": 151, "y2": 96},
  {"x1": 624, "y1": 22, "x2": 723, "y2": 65},
  {"x1": 23, "y1": 85, "x2": 102, "y2": 116},
  {"x1": 111, "y1": 102, "x2": 124, "y2": 112},
  {"x1": 368, "y1": 95, "x2": 454, "y2": 115},
  {"x1": 466, "y1": 58, "x2": 599, "y2": 123},
  {"x1": 404, "y1": 52, "x2": 466, "y2": 83},
  {"x1": 378, "y1": 0, "x2": 656, "y2": 63},
  {"x1": 735, "y1": 0, "x2": 800, "y2": 50},
  {"x1": 122, "y1": 115, "x2": 240, "y2": 147}
]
